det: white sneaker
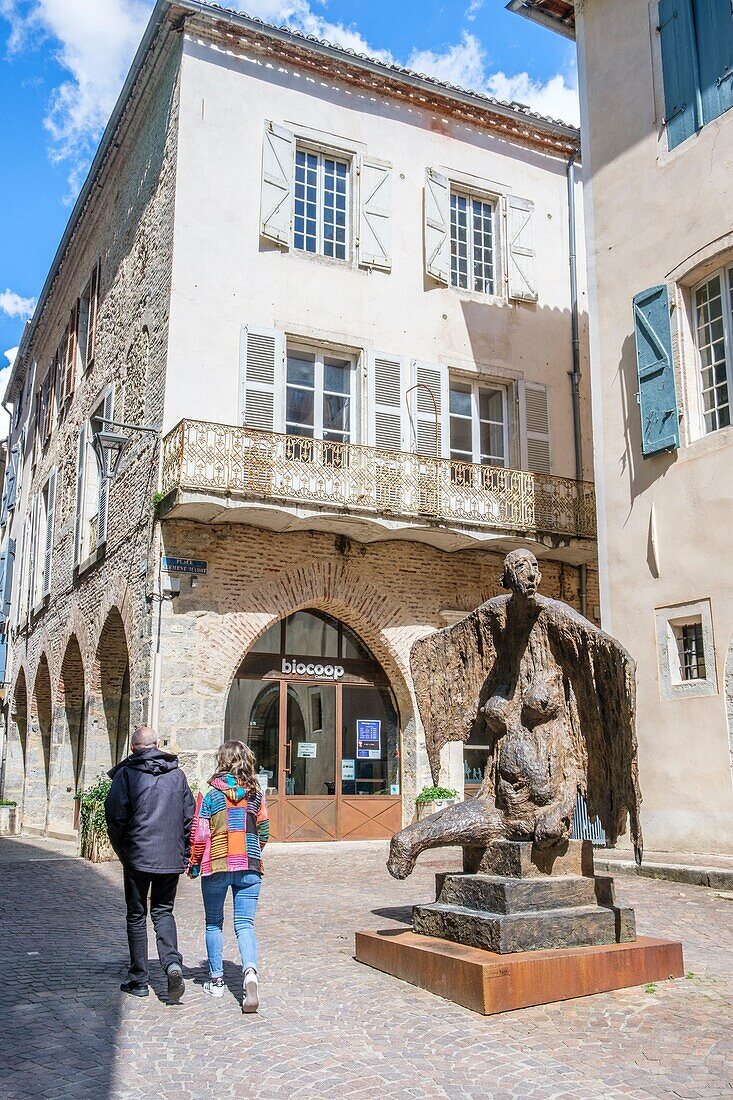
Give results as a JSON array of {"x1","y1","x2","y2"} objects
[
  {"x1": 242, "y1": 968, "x2": 259, "y2": 1014},
  {"x1": 203, "y1": 977, "x2": 225, "y2": 998}
]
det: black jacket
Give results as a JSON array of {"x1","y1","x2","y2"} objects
[{"x1": 105, "y1": 748, "x2": 195, "y2": 874}]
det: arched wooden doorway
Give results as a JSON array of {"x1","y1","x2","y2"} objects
[{"x1": 225, "y1": 610, "x2": 402, "y2": 841}]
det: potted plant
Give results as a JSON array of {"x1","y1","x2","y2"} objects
[
  {"x1": 415, "y1": 786, "x2": 459, "y2": 820},
  {"x1": 0, "y1": 800, "x2": 18, "y2": 835},
  {"x1": 79, "y1": 777, "x2": 115, "y2": 863}
]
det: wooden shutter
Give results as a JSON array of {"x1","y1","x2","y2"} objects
[
  {"x1": 368, "y1": 353, "x2": 407, "y2": 451},
  {"x1": 239, "y1": 325, "x2": 284, "y2": 433},
  {"x1": 62, "y1": 320, "x2": 74, "y2": 403},
  {"x1": 87, "y1": 260, "x2": 100, "y2": 366},
  {"x1": 659, "y1": 0, "x2": 700, "y2": 149},
  {"x1": 41, "y1": 368, "x2": 53, "y2": 444},
  {"x1": 28, "y1": 494, "x2": 39, "y2": 608},
  {"x1": 260, "y1": 122, "x2": 295, "y2": 247},
  {"x1": 74, "y1": 424, "x2": 87, "y2": 567},
  {"x1": 2, "y1": 537, "x2": 15, "y2": 619},
  {"x1": 521, "y1": 381, "x2": 552, "y2": 473},
  {"x1": 41, "y1": 468, "x2": 56, "y2": 598},
  {"x1": 695, "y1": 0, "x2": 733, "y2": 124},
  {"x1": 633, "y1": 284, "x2": 680, "y2": 455},
  {"x1": 411, "y1": 361, "x2": 449, "y2": 457},
  {"x1": 424, "y1": 169, "x2": 450, "y2": 284},
  {"x1": 1, "y1": 443, "x2": 17, "y2": 526},
  {"x1": 508, "y1": 197, "x2": 537, "y2": 302},
  {"x1": 97, "y1": 388, "x2": 114, "y2": 545},
  {"x1": 358, "y1": 158, "x2": 392, "y2": 270}
]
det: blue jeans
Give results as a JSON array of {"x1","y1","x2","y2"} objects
[{"x1": 200, "y1": 870, "x2": 261, "y2": 977}]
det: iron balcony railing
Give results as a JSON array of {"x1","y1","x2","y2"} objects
[{"x1": 161, "y1": 420, "x2": 597, "y2": 540}]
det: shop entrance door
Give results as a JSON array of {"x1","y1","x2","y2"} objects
[{"x1": 280, "y1": 680, "x2": 338, "y2": 841}]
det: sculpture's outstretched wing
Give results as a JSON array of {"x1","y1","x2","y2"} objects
[
  {"x1": 547, "y1": 600, "x2": 643, "y2": 860},
  {"x1": 410, "y1": 599, "x2": 503, "y2": 784}
]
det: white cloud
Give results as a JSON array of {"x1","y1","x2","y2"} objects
[
  {"x1": 0, "y1": 0, "x2": 578, "y2": 203},
  {"x1": 487, "y1": 70, "x2": 580, "y2": 126},
  {"x1": 4, "y1": 347, "x2": 19, "y2": 367},
  {"x1": 0, "y1": 290, "x2": 36, "y2": 320}
]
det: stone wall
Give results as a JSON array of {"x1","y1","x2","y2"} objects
[
  {"x1": 4, "y1": 34, "x2": 182, "y2": 836},
  {"x1": 156, "y1": 519, "x2": 599, "y2": 823}
]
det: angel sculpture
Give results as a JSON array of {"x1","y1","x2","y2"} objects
[{"x1": 387, "y1": 548, "x2": 642, "y2": 880}]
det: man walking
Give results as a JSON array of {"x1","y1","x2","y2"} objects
[{"x1": 105, "y1": 726, "x2": 195, "y2": 1000}]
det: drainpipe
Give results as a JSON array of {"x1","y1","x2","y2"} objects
[{"x1": 567, "y1": 152, "x2": 588, "y2": 618}]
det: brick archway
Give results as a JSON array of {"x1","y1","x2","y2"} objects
[
  {"x1": 49, "y1": 635, "x2": 86, "y2": 834},
  {"x1": 26, "y1": 656, "x2": 53, "y2": 832},
  {"x1": 87, "y1": 607, "x2": 131, "y2": 781},
  {"x1": 4, "y1": 668, "x2": 28, "y2": 813}
]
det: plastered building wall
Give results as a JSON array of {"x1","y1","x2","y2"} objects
[
  {"x1": 577, "y1": 0, "x2": 733, "y2": 852},
  {"x1": 166, "y1": 31, "x2": 593, "y2": 481}
]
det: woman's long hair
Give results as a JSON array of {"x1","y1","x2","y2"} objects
[{"x1": 210, "y1": 740, "x2": 258, "y2": 799}]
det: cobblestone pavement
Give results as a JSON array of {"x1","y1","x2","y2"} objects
[{"x1": 1, "y1": 836, "x2": 731, "y2": 1100}]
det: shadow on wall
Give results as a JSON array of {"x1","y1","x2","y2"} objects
[
  {"x1": 617, "y1": 332, "x2": 677, "y2": 512},
  {"x1": 0, "y1": 838, "x2": 126, "y2": 1099}
]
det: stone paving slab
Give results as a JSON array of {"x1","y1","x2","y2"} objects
[
  {"x1": 597, "y1": 847, "x2": 733, "y2": 890},
  {"x1": 0, "y1": 836, "x2": 731, "y2": 1099}
]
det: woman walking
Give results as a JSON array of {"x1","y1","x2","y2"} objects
[{"x1": 188, "y1": 740, "x2": 269, "y2": 1012}]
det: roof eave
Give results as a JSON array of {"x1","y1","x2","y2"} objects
[{"x1": 505, "y1": 1, "x2": 577, "y2": 41}]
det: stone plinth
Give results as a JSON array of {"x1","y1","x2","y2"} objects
[{"x1": 412, "y1": 839, "x2": 636, "y2": 954}]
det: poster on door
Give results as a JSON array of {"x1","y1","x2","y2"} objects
[{"x1": 356, "y1": 719, "x2": 381, "y2": 760}]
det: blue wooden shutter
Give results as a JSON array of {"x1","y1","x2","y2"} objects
[
  {"x1": 2, "y1": 538, "x2": 14, "y2": 619},
  {"x1": 659, "y1": 0, "x2": 701, "y2": 148},
  {"x1": 633, "y1": 285, "x2": 680, "y2": 455},
  {"x1": 694, "y1": 0, "x2": 733, "y2": 123}
]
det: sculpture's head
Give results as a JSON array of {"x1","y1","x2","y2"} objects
[{"x1": 501, "y1": 548, "x2": 541, "y2": 600}]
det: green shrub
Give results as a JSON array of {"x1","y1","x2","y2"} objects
[
  {"x1": 415, "y1": 786, "x2": 458, "y2": 803},
  {"x1": 0, "y1": 800, "x2": 17, "y2": 807},
  {"x1": 79, "y1": 777, "x2": 113, "y2": 858}
]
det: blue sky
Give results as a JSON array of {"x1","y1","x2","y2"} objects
[{"x1": 0, "y1": 0, "x2": 576, "y2": 374}]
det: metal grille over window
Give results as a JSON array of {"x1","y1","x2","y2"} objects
[
  {"x1": 450, "y1": 191, "x2": 494, "y2": 294},
  {"x1": 694, "y1": 269, "x2": 732, "y2": 433},
  {"x1": 294, "y1": 149, "x2": 348, "y2": 260},
  {"x1": 677, "y1": 621, "x2": 706, "y2": 681}
]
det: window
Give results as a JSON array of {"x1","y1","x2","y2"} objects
[
  {"x1": 449, "y1": 379, "x2": 507, "y2": 466},
  {"x1": 659, "y1": 0, "x2": 733, "y2": 151},
  {"x1": 294, "y1": 148, "x2": 350, "y2": 260},
  {"x1": 285, "y1": 346, "x2": 356, "y2": 445},
  {"x1": 74, "y1": 388, "x2": 113, "y2": 566},
  {"x1": 450, "y1": 190, "x2": 495, "y2": 294},
  {"x1": 77, "y1": 261, "x2": 100, "y2": 373},
  {"x1": 693, "y1": 265, "x2": 733, "y2": 434},
  {"x1": 655, "y1": 600, "x2": 718, "y2": 699},
  {"x1": 675, "y1": 620, "x2": 706, "y2": 680}
]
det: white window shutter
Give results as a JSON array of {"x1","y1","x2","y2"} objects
[
  {"x1": 28, "y1": 494, "x2": 39, "y2": 609},
  {"x1": 42, "y1": 468, "x2": 56, "y2": 598},
  {"x1": 520, "y1": 381, "x2": 552, "y2": 473},
  {"x1": 74, "y1": 424, "x2": 87, "y2": 567},
  {"x1": 260, "y1": 122, "x2": 295, "y2": 247},
  {"x1": 358, "y1": 158, "x2": 392, "y2": 270},
  {"x1": 368, "y1": 352, "x2": 407, "y2": 451},
  {"x1": 239, "y1": 325, "x2": 284, "y2": 433},
  {"x1": 424, "y1": 169, "x2": 450, "y2": 285},
  {"x1": 97, "y1": 387, "x2": 114, "y2": 546},
  {"x1": 411, "y1": 361, "x2": 449, "y2": 457},
  {"x1": 508, "y1": 197, "x2": 537, "y2": 302}
]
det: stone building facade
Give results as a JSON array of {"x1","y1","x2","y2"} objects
[{"x1": 0, "y1": 0, "x2": 597, "y2": 843}]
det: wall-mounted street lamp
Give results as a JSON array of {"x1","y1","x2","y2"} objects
[{"x1": 91, "y1": 418, "x2": 160, "y2": 483}]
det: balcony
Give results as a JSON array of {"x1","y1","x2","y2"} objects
[{"x1": 160, "y1": 420, "x2": 596, "y2": 561}]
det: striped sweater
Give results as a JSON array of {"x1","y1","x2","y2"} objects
[{"x1": 188, "y1": 774, "x2": 269, "y2": 877}]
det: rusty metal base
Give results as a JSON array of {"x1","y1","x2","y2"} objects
[{"x1": 354, "y1": 929, "x2": 684, "y2": 1015}]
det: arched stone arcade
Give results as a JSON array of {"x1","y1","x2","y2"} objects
[
  {"x1": 3, "y1": 669, "x2": 29, "y2": 813},
  {"x1": 25, "y1": 656, "x2": 53, "y2": 832}
]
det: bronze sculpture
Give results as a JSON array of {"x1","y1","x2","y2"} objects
[{"x1": 387, "y1": 548, "x2": 642, "y2": 880}]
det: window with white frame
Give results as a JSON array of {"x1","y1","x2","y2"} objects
[
  {"x1": 449, "y1": 379, "x2": 507, "y2": 467},
  {"x1": 655, "y1": 600, "x2": 718, "y2": 700},
  {"x1": 285, "y1": 345, "x2": 356, "y2": 445},
  {"x1": 693, "y1": 266, "x2": 733, "y2": 434},
  {"x1": 74, "y1": 388, "x2": 113, "y2": 566},
  {"x1": 450, "y1": 189, "x2": 495, "y2": 295},
  {"x1": 294, "y1": 148, "x2": 350, "y2": 261}
]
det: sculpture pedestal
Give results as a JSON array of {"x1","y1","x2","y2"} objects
[
  {"x1": 354, "y1": 930, "x2": 684, "y2": 1015},
  {"x1": 356, "y1": 840, "x2": 683, "y2": 1013}
]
